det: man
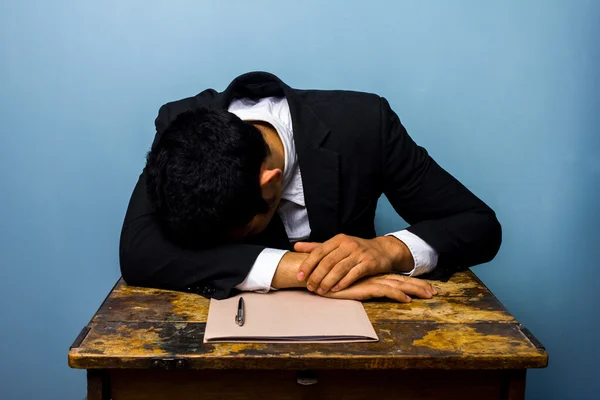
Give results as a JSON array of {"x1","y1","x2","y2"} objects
[{"x1": 120, "y1": 72, "x2": 501, "y2": 301}]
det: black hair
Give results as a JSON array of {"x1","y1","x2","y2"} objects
[{"x1": 145, "y1": 107, "x2": 270, "y2": 246}]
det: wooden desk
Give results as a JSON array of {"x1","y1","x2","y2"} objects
[{"x1": 69, "y1": 271, "x2": 547, "y2": 399}]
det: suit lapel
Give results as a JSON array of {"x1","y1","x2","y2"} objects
[
  {"x1": 284, "y1": 100, "x2": 340, "y2": 242},
  {"x1": 214, "y1": 72, "x2": 340, "y2": 243}
]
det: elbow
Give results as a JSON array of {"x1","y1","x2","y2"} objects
[
  {"x1": 480, "y1": 212, "x2": 502, "y2": 264},
  {"x1": 119, "y1": 245, "x2": 143, "y2": 287},
  {"x1": 119, "y1": 229, "x2": 152, "y2": 287},
  {"x1": 119, "y1": 224, "x2": 178, "y2": 290}
]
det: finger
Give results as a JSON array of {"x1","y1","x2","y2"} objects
[
  {"x1": 421, "y1": 280, "x2": 438, "y2": 295},
  {"x1": 307, "y1": 247, "x2": 350, "y2": 292},
  {"x1": 323, "y1": 281, "x2": 411, "y2": 303},
  {"x1": 425, "y1": 280, "x2": 439, "y2": 294},
  {"x1": 293, "y1": 242, "x2": 321, "y2": 253},
  {"x1": 297, "y1": 240, "x2": 340, "y2": 282},
  {"x1": 331, "y1": 263, "x2": 367, "y2": 292},
  {"x1": 382, "y1": 274, "x2": 436, "y2": 296},
  {"x1": 373, "y1": 283, "x2": 412, "y2": 303},
  {"x1": 388, "y1": 280, "x2": 433, "y2": 299},
  {"x1": 317, "y1": 256, "x2": 356, "y2": 294}
]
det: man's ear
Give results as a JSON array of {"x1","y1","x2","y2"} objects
[
  {"x1": 259, "y1": 168, "x2": 282, "y2": 204},
  {"x1": 260, "y1": 168, "x2": 282, "y2": 188}
]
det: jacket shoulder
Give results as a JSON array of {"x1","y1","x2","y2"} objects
[
  {"x1": 154, "y1": 88, "x2": 219, "y2": 133},
  {"x1": 296, "y1": 89, "x2": 383, "y2": 129},
  {"x1": 296, "y1": 88, "x2": 381, "y2": 107}
]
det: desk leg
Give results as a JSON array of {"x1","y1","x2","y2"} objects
[
  {"x1": 87, "y1": 370, "x2": 110, "y2": 400},
  {"x1": 501, "y1": 370, "x2": 527, "y2": 400}
]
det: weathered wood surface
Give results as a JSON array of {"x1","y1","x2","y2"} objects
[
  {"x1": 90, "y1": 271, "x2": 507, "y2": 324},
  {"x1": 70, "y1": 321, "x2": 543, "y2": 370},
  {"x1": 69, "y1": 271, "x2": 547, "y2": 370}
]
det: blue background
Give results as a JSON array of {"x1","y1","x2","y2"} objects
[{"x1": 1, "y1": 1, "x2": 598, "y2": 398}]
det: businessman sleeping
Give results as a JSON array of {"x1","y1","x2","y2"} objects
[{"x1": 119, "y1": 72, "x2": 501, "y2": 301}]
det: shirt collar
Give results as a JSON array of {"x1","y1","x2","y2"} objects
[{"x1": 228, "y1": 97, "x2": 305, "y2": 206}]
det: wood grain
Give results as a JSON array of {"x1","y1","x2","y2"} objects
[
  {"x1": 91, "y1": 272, "x2": 509, "y2": 325},
  {"x1": 69, "y1": 321, "x2": 545, "y2": 370},
  {"x1": 70, "y1": 270, "x2": 547, "y2": 373}
]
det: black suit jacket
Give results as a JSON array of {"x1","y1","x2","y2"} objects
[{"x1": 119, "y1": 72, "x2": 501, "y2": 299}]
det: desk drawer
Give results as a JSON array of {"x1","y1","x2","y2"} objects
[{"x1": 106, "y1": 369, "x2": 523, "y2": 400}]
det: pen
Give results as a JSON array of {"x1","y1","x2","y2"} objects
[{"x1": 235, "y1": 297, "x2": 245, "y2": 326}]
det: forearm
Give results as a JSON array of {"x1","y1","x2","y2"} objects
[
  {"x1": 120, "y1": 175, "x2": 265, "y2": 299},
  {"x1": 407, "y1": 211, "x2": 501, "y2": 269},
  {"x1": 380, "y1": 96, "x2": 501, "y2": 274},
  {"x1": 271, "y1": 252, "x2": 310, "y2": 289}
]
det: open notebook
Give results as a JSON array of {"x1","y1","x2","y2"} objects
[{"x1": 204, "y1": 290, "x2": 378, "y2": 343}]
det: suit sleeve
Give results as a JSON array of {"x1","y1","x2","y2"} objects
[
  {"x1": 119, "y1": 93, "x2": 264, "y2": 299},
  {"x1": 379, "y1": 97, "x2": 501, "y2": 279},
  {"x1": 119, "y1": 173, "x2": 266, "y2": 299}
]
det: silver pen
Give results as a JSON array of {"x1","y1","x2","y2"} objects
[{"x1": 235, "y1": 297, "x2": 245, "y2": 326}]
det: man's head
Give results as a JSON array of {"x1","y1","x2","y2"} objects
[{"x1": 145, "y1": 108, "x2": 283, "y2": 246}]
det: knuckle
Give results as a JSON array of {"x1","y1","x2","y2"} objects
[
  {"x1": 355, "y1": 266, "x2": 366, "y2": 277},
  {"x1": 338, "y1": 278, "x2": 352, "y2": 289},
  {"x1": 299, "y1": 262, "x2": 310, "y2": 271},
  {"x1": 305, "y1": 254, "x2": 318, "y2": 264},
  {"x1": 332, "y1": 263, "x2": 349, "y2": 275},
  {"x1": 349, "y1": 263, "x2": 362, "y2": 275},
  {"x1": 374, "y1": 283, "x2": 389, "y2": 292},
  {"x1": 321, "y1": 277, "x2": 338, "y2": 290},
  {"x1": 319, "y1": 260, "x2": 333, "y2": 272},
  {"x1": 307, "y1": 274, "x2": 322, "y2": 286},
  {"x1": 374, "y1": 284, "x2": 389, "y2": 296},
  {"x1": 344, "y1": 271, "x2": 359, "y2": 284}
]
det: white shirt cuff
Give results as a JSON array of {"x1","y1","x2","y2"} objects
[
  {"x1": 387, "y1": 230, "x2": 438, "y2": 277},
  {"x1": 235, "y1": 248, "x2": 288, "y2": 292}
]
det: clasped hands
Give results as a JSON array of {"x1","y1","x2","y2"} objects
[{"x1": 293, "y1": 234, "x2": 437, "y2": 302}]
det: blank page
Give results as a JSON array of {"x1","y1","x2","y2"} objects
[{"x1": 204, "y1": 290, "x2": 378, "y2": 343}]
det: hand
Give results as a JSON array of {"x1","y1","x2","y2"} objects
[
  {"x1": 294, "y1": 234, "x2": 414, "y2": 294},
  {"x1": 319, "y1": 274, "x2": 437, "y2": 302}
]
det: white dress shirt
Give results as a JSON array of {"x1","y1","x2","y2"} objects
[{"x1": 229, "y1": 97, "x2": 439, "y2": 292}]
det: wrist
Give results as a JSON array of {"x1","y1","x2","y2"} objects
[
  {"x1": 271, "y1": 252, "x2": 309, "y2": 289},
  {"x1": 375, "y1": 236, "x2": 415, "y2": 273}
]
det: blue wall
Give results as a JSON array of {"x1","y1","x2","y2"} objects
[{"x1": 1, "y1": 1, "x2": 598, "y2": 398}]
